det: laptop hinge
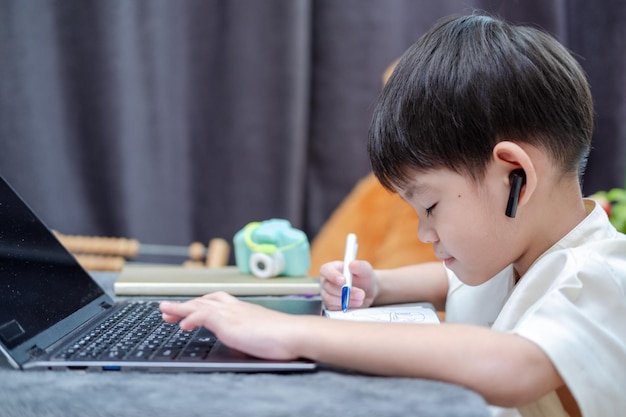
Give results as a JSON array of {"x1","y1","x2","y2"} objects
[
  {"x1": 99, "y1": 301, "x2": 112, "y2": 310},
  {"x1": 27, "y1": 345, "x2": 46, "y2": 359}
]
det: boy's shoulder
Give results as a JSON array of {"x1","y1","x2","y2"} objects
[
  {"x1": 522, "y1": 200, "x2": 626, "y2": 288},
  {"x1": 551, "y1": 199, "x2": 626, "y2": 252}
]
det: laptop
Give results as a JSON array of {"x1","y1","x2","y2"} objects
[{"x1": 0, "y1": 175, "x2": 322, "y2": 372}]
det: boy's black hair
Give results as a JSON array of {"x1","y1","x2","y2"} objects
[{"x1": 369, "y1": 13, "x2": 594, "y2": 191}]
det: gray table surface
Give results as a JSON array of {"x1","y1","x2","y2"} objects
[{"x1": 0, "y1": 273, "x2": 491, "y2": 417}]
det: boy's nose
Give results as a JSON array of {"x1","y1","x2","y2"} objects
[{"x1": 417, "y1": 222, "x2": 438, "y2": 244}]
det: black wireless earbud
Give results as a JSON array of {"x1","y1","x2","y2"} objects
[{"x1": 505, "y1": 169, "x2": 526, "y2": 218}]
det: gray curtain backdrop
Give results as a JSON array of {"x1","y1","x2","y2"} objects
[{"x1": 1, "y1": 0, "x2": 625, "y2": 263}]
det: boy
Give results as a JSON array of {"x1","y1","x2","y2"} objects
[{"x1": 160, "y1": 14, "x2": 626, "y2": 417}]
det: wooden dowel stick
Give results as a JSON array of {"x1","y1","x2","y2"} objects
[
  {"x1": 206, "y1": 238, "x2": 230, "y2": 268},
  {"x1": 53, "y1": 231, "x2": 219, "y2": 261},
  {"x1": 73, "y1": 254, "x2": 126, "y2": 272}
]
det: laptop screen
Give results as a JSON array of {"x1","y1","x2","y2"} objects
[{"x1": 0, "y1": 178, "x2": 105, "y2": 350}]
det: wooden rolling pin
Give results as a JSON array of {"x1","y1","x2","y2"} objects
[
  {"x1": 72, "y1": 254, "x2": 127, "y2": 272},
  {"x1": 54, "y1": 231, "x2": 230, "y2": 271}
]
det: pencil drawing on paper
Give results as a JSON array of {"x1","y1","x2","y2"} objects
[
  {"x1": 325, "y1": 304, "x2": 440, "y2": 324},
  {"x1": 349, "y1": 309, "x2": 428, "y2": 323}
]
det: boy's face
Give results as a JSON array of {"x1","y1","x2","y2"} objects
[{"x1": 396, "y1": 167, "x2": 518, "y2": 285}]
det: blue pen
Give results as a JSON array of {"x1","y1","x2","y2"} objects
[{"x1": 341, "y1": 233, "x2": 358, "y2": 312}]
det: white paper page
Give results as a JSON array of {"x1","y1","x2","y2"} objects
[{"x1": 325, "y1": 303, "x2": 440, "y2": 324}]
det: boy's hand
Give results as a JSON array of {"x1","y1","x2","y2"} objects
[
  {"x1": 159, "y1": 292, "x2": 302, "y2": 361},
  {"x1": 319, "y1": 260, "x2": 378, "y2": 310}
]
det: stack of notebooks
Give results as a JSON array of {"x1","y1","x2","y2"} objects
[{"x1": 114, "y1": 265, "x2": 321, "y2": 297}]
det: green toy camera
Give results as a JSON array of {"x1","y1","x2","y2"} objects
[{"x1": 233, "y1": 219, "x2": 310, "y2": 278}]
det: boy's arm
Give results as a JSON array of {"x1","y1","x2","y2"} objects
[
  {"x1": 373, "y1": 262, "x2": 448, "y2": 310},
  {"x1": 161, "y1": 294, "x2": 563, "y2": 408},
  {"x1": 297, "y1": 318, "x2": 563, "y2": 408}
]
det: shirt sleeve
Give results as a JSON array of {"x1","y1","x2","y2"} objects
[{"x1": 499, "y1": 246, "x2": 626, "y2": 417}]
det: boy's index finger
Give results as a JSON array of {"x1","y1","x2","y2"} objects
[{"x1": 159, "y1": 300, "x2": 193, "y2": 317}]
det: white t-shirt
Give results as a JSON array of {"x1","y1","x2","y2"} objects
[{"x1": 445, "y1": 199, "x2": 626, "y2": 417}]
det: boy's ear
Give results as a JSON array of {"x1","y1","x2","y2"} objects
[{"x1": 492, "y1": 141, "x2": 538, "y2": 211}]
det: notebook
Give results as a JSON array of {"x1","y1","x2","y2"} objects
[
  {"x1": 0, "y1": 175, "x2": 322, "y2": 372},
  {"x1": 115, "y1": 265, "x2": 320, "y2": 297},
  {"x1": 325, "y1": 303, "x2": 440, "y2": 324}
]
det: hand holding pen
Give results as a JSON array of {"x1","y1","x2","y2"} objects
[{"x1": 341, "y1": 233, "x2": 359, "y2": 312}]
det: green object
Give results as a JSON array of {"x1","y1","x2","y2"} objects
[
  {"x1": 594, "y1": 188, "x2": 626, "y2": 233},
  {"x1": 233, "y1": 219, "x2": 310, "y2": 278}
]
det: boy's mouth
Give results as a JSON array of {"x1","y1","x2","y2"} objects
[
  {"x1": 443, "y1": 257, "x2": 455, "y2": 267},
  {"x1": 434, "y1": 245, "x2": 455, "y2": 266}
]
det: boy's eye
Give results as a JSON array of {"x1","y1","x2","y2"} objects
[{"x1": 425, "y1": 203, "x2": 437, "y2": 216}]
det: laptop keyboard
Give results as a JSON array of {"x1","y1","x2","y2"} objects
[{"x1": 55, "y1": 301, "x2": 217, "y2": 362}]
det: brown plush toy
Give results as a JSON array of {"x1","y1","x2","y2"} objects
[
  {"x1": 309, "y1": 60, "x2": 438, "y2": 275},
  {"x1": 309, "y1": 173, "x2": 438, "y2": 275}
]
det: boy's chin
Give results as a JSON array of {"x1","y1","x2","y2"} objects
[{"x1": 454, "y1": 268, "x2": 491, "y2": 287}]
